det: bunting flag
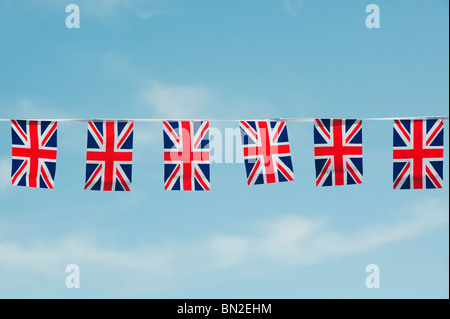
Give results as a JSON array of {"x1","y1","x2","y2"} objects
[
  {"x1": 393, "y1": 119, "x2": 444, "y2": 189},
  {"x1": 314, "y1": 119, "x2": 363, "y2": 187},
  {"x1": 11, "y1": 120, "x2": 58, "y2": 189},
  {"x1": 85, "y1": 121, "x2": 134, "y2": 191},
  {"x1": 239, "y1": 120, "x2": 294, "y2": 185},
  {"x1": 2, "y1": 116, "x2": 448, "y2": 191},
  {"x1": 163, "y1": 121, "x2": 210, "y2": 191}
]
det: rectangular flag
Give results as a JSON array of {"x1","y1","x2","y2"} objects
[
  {"x1": 163, "y1": 121, "x2": 210, "y2": 191},
  {"x1": 314, "y1": 119, "x2": 363, "y2": 187},
  {"x1": 393, "y1": 119, "x2": 444, "y2": 189},
  {"x1": 85, "y1": 121, "x2": 133, "y2": 191},
  {"x1": 239, "y1": 120, "x2": 294, "y2": 185},
  {"x1": 11, "y1": 120, "x2": 57, "y2": 189}
]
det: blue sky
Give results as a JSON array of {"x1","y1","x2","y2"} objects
[{"x1": 0, "y1": 0, "x2": 448, "y2": 298}]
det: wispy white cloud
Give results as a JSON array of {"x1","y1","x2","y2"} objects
[
  {"x1": 0, "y1": 199, "x2": 447, "y2": 284},
  {"x1": 0, "y1": 158, "x2": 10, "y2": 193},
  {"x1": 202, "y1": 199, "x2": 448, "y2": 268},
  {"x1": 138, "y1": 80, "x2": 275, "y2": 120},
  {"x1": 99, "y1": 52, "x2": 276, "y2": 120},
  {"x1": 7, "y1": 98, "x2": 74, "y2": 119},
  {"x1": 0, "y1": 234, "x2": 174, "y2": 276},
  {"x1": 140, "y1": 82, "x2": 216, "y2": 118},
  {"x1": 254, "y1": 199, "x2": 448, "y2": 265},
  {"x1": 281, "y1": 0, "x2": 303, "y2": 16},
  {"x1": 39, "y1": 0, "x2": 162, "y2": 20}
]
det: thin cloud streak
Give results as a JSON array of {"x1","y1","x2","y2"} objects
[
  {"x1": 0, "y1": 199, "x2": 447, "y2": 280},
  {"x1": 281, "y1": 0, "x2": 302, "y2": 16},
  {"x1": 0, "y1": 158, "x2": 10, "y2": 193},
  {"x1": 39, "y1": 0, "x2": 162, "y2": 20},
  {"x1": 140, "y1": 81, "x2": 216, "y2": 118}
]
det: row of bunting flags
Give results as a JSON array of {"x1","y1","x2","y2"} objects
[{"x1": 0, "y1": 116, "x2": 447, "y2": 191}]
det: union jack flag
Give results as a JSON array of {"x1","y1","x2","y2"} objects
[
  {"x1": 393, "y1": 119, "x2": 444, "y2": 189},
  {"x1": 163, "y1": 121, "x2": 210, "y2": 191},
  {"x1": 314, "y1": 119, "x2": 363, "y2": 187},
  {"x1": 11, "y1": 120, "x2": 57, "y2": 189},
  {"x1": 239, "y1": 121, "x2": 294, "y2": 185},
  {"x1": 85, "y1": 121, "x2": 133, "y2": 191}
]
